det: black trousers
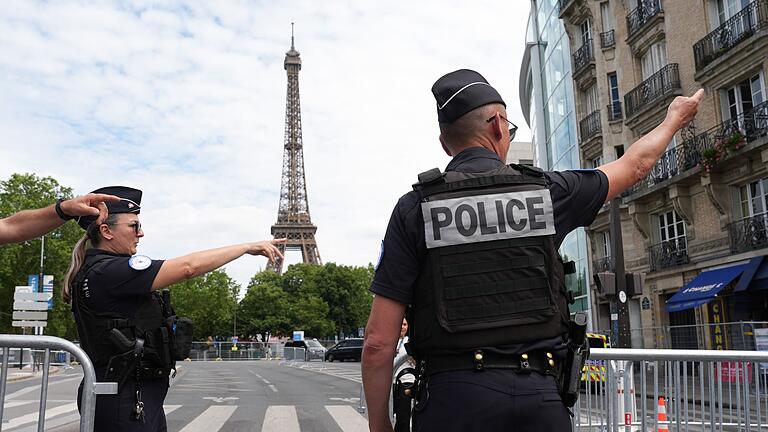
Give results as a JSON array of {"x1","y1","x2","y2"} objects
[
  {"x1": 412, "y1": 369, "x2": 571, "y2": 432},
  {"x1": 78, "y1": 376, "x2": 169, "y2": 432}
]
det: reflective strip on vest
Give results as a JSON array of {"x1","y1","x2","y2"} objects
[{"x1": 421, "y1": 190, "x2": 555, "y2": 249}]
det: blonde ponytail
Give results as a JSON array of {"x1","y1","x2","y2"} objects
[{"x1": 63, "y1": 233, "x2": 89, "y2": 304}]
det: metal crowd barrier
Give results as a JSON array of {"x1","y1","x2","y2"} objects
[
  {"x1": 187, "y1": 342, "x2": 282, "y2": 361},
  {"x1": 575, "y1": 348, "x2": 768, "y2": 431},
  {"x1": 282, "y1": 347, "x2": 307, "y2": 362},
  {"x1": 0, "y1": 335, "x2": 117, "y2": 432}
]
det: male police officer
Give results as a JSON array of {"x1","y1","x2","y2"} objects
[
  {"x1": 0, "y1": 193, "x2": 119, "y2": 245},
  {"x1": 361, "y1": 69, "x2": 703, "y2": 432}
]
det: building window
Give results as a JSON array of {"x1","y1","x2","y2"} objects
[
  {"x1": 722, "y1": 73, "x2": 765, "y2": 120},
  {"x1": 739, "y1": 178, "x2": 768, "y2": 219},
  {"x1": 716, "y1": 0, "x2": 751, "y2": 25},
  {"x1": 615, "y1": 145, "x2": 625, "y2": 158},
  {"x1": 607, "y1": 73, "x2": 620, "y2": 119},
  {"x1": 658, "y1": 210, "x2": 686, "y2": 244},
  {"x1": 640, "y1": 40, "x2": 668, "y2": 80},
  {"x1": 580, "y1": 19, "x2": 592, "y2": 46},
  {"x1": 599, "y1": 231, "x2": 611, "y2": 258},
  {"x1": 582, "y1": 84, "x2": 599, "y2": 115},
  {"x1": 600, "y1": 2, "x2": 614, "y2": 31},
  {"x1": 591, "y1": 155, "x2": 604, "y2": 168}
]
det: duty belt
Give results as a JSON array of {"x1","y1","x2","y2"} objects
[{"x1": 423, "y1": 349, "x2": 561, "y2": 376}]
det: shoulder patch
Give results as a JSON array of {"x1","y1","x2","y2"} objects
[
  {"x1": 128, "y1": 255, "x2": 152, "y2": 271},
  {"x1": 375, "y1": 240, "x2": 385, "y2": 271}
]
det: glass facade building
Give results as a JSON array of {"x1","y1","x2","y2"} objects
[{"x1": 520, "y1": 0, "x2": 591, "y2": 317}]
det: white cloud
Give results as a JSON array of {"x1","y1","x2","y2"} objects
[{"x1": 0, "y1": 0, "x2": 532, "y2": 289}]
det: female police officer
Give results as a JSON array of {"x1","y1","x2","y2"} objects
[{"x1": 62, "y1": 186, "x2": 284, "y2": 431}]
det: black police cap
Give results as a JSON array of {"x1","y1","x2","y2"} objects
[
  {"x1": 77, "y1": 186, "x2": 142, "y2": 230},
  {"x1": 431, "y1": 69, "x2": 506, "y2": 123}
]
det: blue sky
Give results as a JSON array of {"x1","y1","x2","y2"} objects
[{"x1": 0, "y1": 0, "x2": 531, "y2": 289}]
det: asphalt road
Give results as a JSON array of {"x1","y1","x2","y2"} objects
[{"x1": 1, "y1": 359, "x2": 367, "y2": 432}]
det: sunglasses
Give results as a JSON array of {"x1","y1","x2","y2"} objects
[
  {"x1": 486, "y1": 115, "x2": 518, "y2": 142},
  {"x1": 108, "y1": 221, "x2": 142, "y2": 235}
]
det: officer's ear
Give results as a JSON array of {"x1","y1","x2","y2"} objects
[
  {"x1": 439, "y1": 135, "x2": 452, "y2": 156},
  {"x1": 489, "y1": 113, "x2": 504, "y2": 142},
  {"x1": 99, "y1": 223, "x2": 115, "y2": 241}
]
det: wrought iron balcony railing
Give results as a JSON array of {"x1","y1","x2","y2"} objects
[
  {"x1": 593, "y1": 256, "x2": 613, "y2": 273},
  {"x1": 627, "y1": 0, "x2": 663, "y2": 38},
  {"x1": 573, "y1": 39, "x2": 594, "y2": 74},
  {"x1": 624, "y1": 63, "x2": 680, "y2": 118},
  {"x1": 600, "y1": 30, "x2": 616, "y2": 48},
  {"x1": 579, "y1": 110, "x2": 601, "y2": 143},
  {"x1": 694, "y1": 0, "x2": 768, "y2": 70},
  {"x1": 729, "y1": 213, "x2": 768, "y2": 253},
  {"x1": 649, "y1": 237, "x2": 689, "y2": 272},
  {"x1": 607, "y1": 102, "x2": 623, "y2": 121},
  {"x1": 625, "y1": 100, "x2": 768, "y2": 197},
  {"x1": 558, "y1": 0, "x2": 575, "y2": 15}
]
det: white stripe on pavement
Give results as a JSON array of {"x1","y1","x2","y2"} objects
[
  {"x1": 261, "y1": 405, "x2": 300, "y2": 432},
  {"x1": 326, "y1": 405, "x2": 368, "y2": 432},
  {"x1": 4, "y1": 402, "x2": 77, "y2": 430},
  {"x1": 5, "y1": 376, "x2": 82, "y2": 400},
  {"x1": 178, "y1": 405, "x2": 237, "y2": 432},
  {"x1": 163, "y1": 405, "x2": 182, "y2": 415},
  {"x1": 2, "y1": 400, "x2": 37, "y2": 409}
]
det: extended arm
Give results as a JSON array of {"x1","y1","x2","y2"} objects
[
  {"x1": 0, "y1": 193, "x2": 119, "y2": 245},
  {"x1": 362, "y1": 295, "x2": 407, "y2": 432},
  {"x1": 151, "y1": 239, "x2": 285, "y2": 290},
  {"x1": 599, "y1": 89, "x2": 704, "y2": 201}
]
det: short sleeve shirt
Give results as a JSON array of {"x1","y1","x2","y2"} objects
[
  {"x1": 79, "y1": 249, "x2": 165, "y2": 318},
  {"x1": 371, "y1": 147, "x2": 609, "y2": 305}
]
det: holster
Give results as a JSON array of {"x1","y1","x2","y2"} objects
[
  {"x1": 104, "y1": 330, "x2": 144, "y2": 389},
  {"x1": 392, "y1": 367, "x2": 418, "y2": 432},
  {"x1": 559, "y1": 313, "x2": 589, "y2": 408}
]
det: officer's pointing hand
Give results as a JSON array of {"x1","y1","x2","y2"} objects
[
  {"x1": 246, "y1": 238, "x2": 286, "y2": 263},
  {"x1": 665, "y1": 88, "x2": 705, "y2": 131},
  {"x1": 60, "y1": 193, "x2": 120, "y2": 218}
]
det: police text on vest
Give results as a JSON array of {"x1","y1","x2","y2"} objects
[{"x1": 422, "y1": 190, "x2": 555, "y2": 248}]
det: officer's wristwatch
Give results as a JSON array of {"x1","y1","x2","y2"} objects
[{"x1": 55, "y1": 199, "x2": 75, "y2": 221}]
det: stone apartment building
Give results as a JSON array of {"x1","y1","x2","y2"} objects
[{"x1": 558, "y1": 0, "x2": 768, "y2": 349}]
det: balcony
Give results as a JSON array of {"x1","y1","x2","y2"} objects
[
  {"x1": 626, "y1": 0, "x2": 663, "y2": 39},
  {"x1": 648, "y1": 237, "x2": 689, "y2": 272},
  {"x1": 624, "y1": 64, "x2": 680, "y2": 119},
  {"x1": 729, "y1": 214, "x2": 768, "y2": 253},
  {"x1": 600, "y1": 30, "x2": 616, "y2": 48},
  {"x1": 579, "y1": 110, "x2": 601, "y2": 143},
  {"x1": 694, "y1": 0, "x2": 768, "y2": 71},
  {"x1": 573, "y1": 39, "x2": 594, "y2": 75},
  {"x1": 625, "y1": 100, "x2": 768, "y2": 197},
  {"x1": 558, "y1": 0, "x2": 576, "y2": 17},
  {"x1": 607, "y1": 101, "x2": 623, "y2": 121},
  {"x1": 593, "y1": 256, "x2": 613, "y2": 273}
]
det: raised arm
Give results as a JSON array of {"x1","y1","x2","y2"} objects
[
  {"x1": 151, "y1": 238, "x2": 285, "y2": 290},
  {"x1": 598, "y1": 89, "x2": 704, "y2": 201},
  {"x1": 0, "y1": 193, "x2": 119, "y2": 245}
]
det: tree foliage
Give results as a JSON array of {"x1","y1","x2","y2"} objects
[
  {"x1": 0, "y1": 174, "x2": 82, "y2": 338},
  {"x1": 238, "y1": 263, "x2": 373, "y2": 341},
  {"x1": 167, "y1": 269, "x2": 239, "y2": 340}
]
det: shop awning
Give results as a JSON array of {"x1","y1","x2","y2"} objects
[
  {"x1": 667, "y1": 264, "x2": 748, "y2": 312},
  {"x1": 734, "y1": 256, "x2": 768, "y2": 292}
]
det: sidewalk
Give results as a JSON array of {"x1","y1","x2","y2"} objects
[{"x1": 4, "y1": 365, "x2": 63, "y2": 383}]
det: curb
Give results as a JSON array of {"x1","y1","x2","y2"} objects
[{"x1": 6, "y1": 365, "x2": 63, "y2": 383}]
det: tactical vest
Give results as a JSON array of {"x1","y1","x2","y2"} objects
[
  {"x1": 408, "y1": 164, "x2": 571, "y2": 357},
  {"x1": 71, "y1": 253, "x2": 177, "y2": 373}
]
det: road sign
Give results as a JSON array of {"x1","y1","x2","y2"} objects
[
  {"x1": 12, "y1": 311, "x2": 47, "y2": 320},
  {"x1": 293, "y1": 331, "x2": 304, "y2": 341},
  {"x1": 27, "y1": 275, "x2": 39, "y2": 291},
  {"x1": 43, "y1": 275, "x2": 53, "y2": 309},
  {"x1": 14, "y1": 292, "x2": 53, "y2": 302},
  {"x1": 12, "y1": 321, "x2": 47, "y2": 328}
]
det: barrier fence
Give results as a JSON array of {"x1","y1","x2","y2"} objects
[
  {"x1": 626, "y1": 321, "x2": 768, "y2": 351},
  {"x1": 187, "y1": 340, "x2": 340, "y2": 361},
  {"x1": 575, "y1": 348, "x2": 768, "y2": 431},
  {"x1": 0, "y1": 335, "x2": 117, "y2": 432}
]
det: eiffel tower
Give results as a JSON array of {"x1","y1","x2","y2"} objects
[{"x1": 267, "y1": 25, "x2": 322, "y2": 273}]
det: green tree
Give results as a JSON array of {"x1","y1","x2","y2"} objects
[
  {"x1": 168, "y1": 269, "x2": 240, "y2": 340},
  {"x1": 238, "y1": 271, "x2": 292, "y2": 342},
  {"x1": 0, "y1": 173, "x2": 82, "y2": 338}
]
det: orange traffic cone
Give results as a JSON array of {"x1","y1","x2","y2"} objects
[{"x1": 657, "y1": 397, "x2": 669, "y2": 432}]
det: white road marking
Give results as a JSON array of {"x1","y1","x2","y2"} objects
[
  {"x1": 5, "y1": 376, "x2": 82, "y2": 400},
  {"x1": 326, "y1": 405, "x2": 368, "y2": 431},
  {"x1": 249, "y1": 369, "x2": 278, "y2": 392},
  {"x1": 261, "y1": 405, "x2": 300, "y2": 432},
  {"x1": 164, "y1": 405, "x2": 182, "y2": 415},
  {"x1": 2, "y1": 400, "x2": 37, "y2": 409},
  {"x1": 268, "y1": 384, "x2": 278, "y2": 393},
  {"x1": 4, "y1": 402, "x2": 77, "y2": 430},
  {"x1": 178, "y1": 405, "x2": 237, "y2": 432},
  {"x1": 174, "y1": 384, "x2": 253, "y2": 392},
  {"x1": 329, "y1": 397, "x2": 360, "y2": 403},
  {"x1": 202, "y1": 396, "x2": 239, "y2": 403}
]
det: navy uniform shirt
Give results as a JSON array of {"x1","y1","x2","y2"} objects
[
  {"x1": 371, "y1": 147, "x2": 608, "y2": 353},
  {"x1": 79, "y1": 249, "x2": 164, "y2": 318}
]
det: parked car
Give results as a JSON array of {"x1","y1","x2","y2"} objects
[
  {"x1": 284, "y1": 338, "x2": 326, "y2": 361},
  {"x1": 325, "y1": 338, "x2": 363, "y2": 362}
]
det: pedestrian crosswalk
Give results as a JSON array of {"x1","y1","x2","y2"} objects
[
  {"x1": 286, "y1": 362, "x2": 363, "y2": 383},
  {"x1": 1, "y1": 400, "x2": 370, "y2": 431}
]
